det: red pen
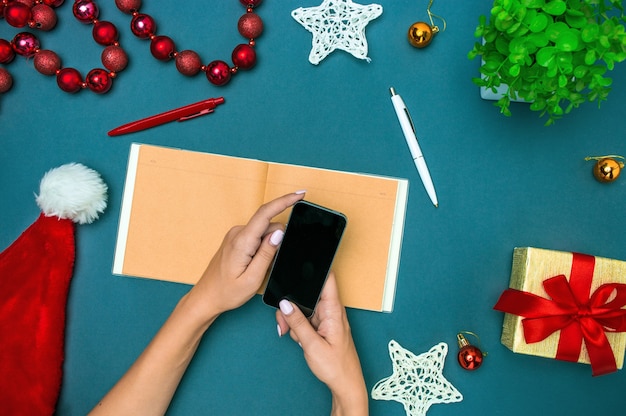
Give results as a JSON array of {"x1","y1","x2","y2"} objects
[{"x1": 107, "y1": 97, "x2": 225, "y2": 136}]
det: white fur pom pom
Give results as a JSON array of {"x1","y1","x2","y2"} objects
[{"x1": 36, "y1": 163, "x2": 108, "y2": 225}]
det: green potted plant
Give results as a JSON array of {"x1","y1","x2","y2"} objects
[{"x1": 468, "y1": 0, "x2": 626, "y2": 125}]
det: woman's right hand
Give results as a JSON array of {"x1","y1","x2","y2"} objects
[{"x1": 276, "y1": 273, "x2": 368, "y2": 416}]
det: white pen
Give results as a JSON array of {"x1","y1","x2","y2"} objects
[{"x1": 389, "y1": 87, "x2": 438, "y2": 207}]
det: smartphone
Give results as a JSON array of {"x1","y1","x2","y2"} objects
[{"x1": 263, "y1": 200, "x2": 347, "y2": 317}]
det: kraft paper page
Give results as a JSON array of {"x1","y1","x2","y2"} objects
[{"x1": 113, "y1": 144, "x2": 408, "y2": 312}]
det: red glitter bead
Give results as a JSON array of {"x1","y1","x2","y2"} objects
[
  {"x1": 150, "y1": 35, "x2": 175, "y2": 61},
  {"x1": 57, "y1": 67, "x2": 83, "y2": 93},
  {"x1": 34, "y1": 49, "x2": 62, "y2": 75},
  {"x1": 175, "y1": 50, "x2": 202, "y2": 76},
  {"x1": 12, "y1": 32, "x2": 40, "y2": 57},
  {"x1": 30, "y1": 4, "x2": 57, "y2": 31},
  {"x1": 205, "y1": 60, "x2": 231, "y2": 86},
  {"x1": 73, "y1": 0, "x2": 99, "y2": 23},
  {"x1": 115, "y1": 0, "x2": 141, "y2": 14},
  {"x1": 238, "y1": 13, "x2": 263, "y2": 39},
  {"x1": 93, "y1": 21, "x2": 119, "y2": 45},
  {"x1": 0, "y1": 68, "x2": 13, "y2": 93},
  {"x1": 42, "y1": 0, "x2": 65, "y2": 7},
  {"x1": 239, "y1": 0, "x2": 262, "y2": 8},
  {"x1": 0, "y1": 39, "x2": 16, "y2": 64},
  {"x1": 86, "y1": 68, "x2": 112, "y2": 93},
  {"x1": 232, "y1": 44, "x2": 256, "y2": 70},
  {"x1": 101, "y1": 45, "x2": 128, "y2": 72},
  {"x1": 131, "y1": 13, "x2": 156, "y2": 38},
  {"x1": 4, "y1": 2, "x2": 32, "y2": 28}
]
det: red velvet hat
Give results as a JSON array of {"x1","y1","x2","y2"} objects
[{"x1": 0, "y1": 163, "x2": 107, "y2": 415}]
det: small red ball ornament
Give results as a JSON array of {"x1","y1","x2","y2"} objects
[
  {"x1": 93, "y1": 21, "x2": 119, "y2": 45},
  {"x1": 30, "y1": 4, "x2": 57, "y2": 31},
  {"x1": 205, "y1": 60, "x2": 231, "y2": 86},
  {"x1": 240, "y1": 0, "x2": 262, "y2": 8},
  {"x1": 0, "y1": 68, "x2": 13, "y2": 93},
  {"x1": 150, "y1": 35, "x2": 175, "y2": 61},
  {"x1": 456, "y1": 333, "x2": 484, "y2": 370},
  {"x1": 73, "y1": 0, "x2": 99, "y2": 23},
  {"x1": 43, "y1": 0, "x2": 65, "y2": 6},
  {"x1": 232, "y1": 44, "x2": 256, "y2": 69},
  {"x1": 0, "y1": 39, "x2": 16, "y2": 64},
  {"x1": 131, "y1": 13, "x2": 156, "y2": 38},
  {"x1": 12, "y1": 32, "x2": 40, "y2": 57},
  {"x1": 34, "y1": 49, "x2": 62, "y2": 75},
  {"x1": 115, "y1": 0, "x2": 141, "y2": 14},
  {"x1": 86, "y1": 68, "x2": 112, "y2": 93},
  {"x1": 175, "y1": 50, "x2": 202, "y2": 76},
  {"x1": 4, "y1": 2, "x2": 32, "y2": 28},
  {"x1": 238, "y1": 13, "x2": 263, "y2": 39},
  {"x1": 101, "y1": 45, "x2": 128, "y2": 72},
  {"x1": 56, "y1": 67, "x2": 83, "y2": 93}
]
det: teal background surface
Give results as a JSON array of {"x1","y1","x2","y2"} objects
[{"x1": 1, "y1": 1, "x2": 625, "y2": 414}]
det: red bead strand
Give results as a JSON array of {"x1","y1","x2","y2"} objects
[
  {"x1": 116, "y1": 0, "x2": 263, "y2": 86},
  {"x1": 0, "y1": 0, "x2": 128, "y2": 96}
]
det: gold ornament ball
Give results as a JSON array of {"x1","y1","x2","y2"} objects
[
  {"x1": 408, "y1": 22, "x2": 436, "y2": 48},
  {"x1": 592, "y1": 158, "x2": 622, "y2": 183}
]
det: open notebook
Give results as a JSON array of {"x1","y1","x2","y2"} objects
[{"x1": 113, "y1": 143, "x2": 409, "y2": 312}]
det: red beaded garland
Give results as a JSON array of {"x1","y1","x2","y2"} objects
[
  {"x1": 0, "y1": 0, "x2": 128, "y2": 95},
  {"x1": 118, "y1": 0, "x2": 263, "y2": 86}
]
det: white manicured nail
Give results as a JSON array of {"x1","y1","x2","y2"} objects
[
  {"x1": 279, "y1": 299, "x2": 294, "y2": 315},
  {"x1": 269, "y1": 229, "x2": 284, "y2": 246}
]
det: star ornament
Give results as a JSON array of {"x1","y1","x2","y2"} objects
[
  {"x1": 371, "y1": 341, "x2": 463, "y2": 416},
  {"x1": 291, "y1": 0, "x2": 383, "y2": 65}
]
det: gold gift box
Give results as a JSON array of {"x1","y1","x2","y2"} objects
[{"x1": 501, "y1": 247, "x2": 626, "y2": 369}]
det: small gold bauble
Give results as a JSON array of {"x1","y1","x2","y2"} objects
[
  {"x1": 593, "y1": 158, "x2": 622, "y2": 183},
  {"x1": 408, "y1": 22, "x2": 438, "y2": 48}
]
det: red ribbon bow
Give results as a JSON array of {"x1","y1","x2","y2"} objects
[{"x1": 494, "y1": 252, "x2": 626, "y2": 376}]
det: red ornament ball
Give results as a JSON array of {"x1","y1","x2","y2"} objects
[
  {"x1": 131, "y1": 13, "x2": 156, "y2": 38},
  {"x1": 42, "y1": 0, "x2": 65, "y2": 7},
  {"x1": 86, "y1": 68, "x2": 112, "y2": 93},
  {"x1": 457, "y1": 344, "x2": 484, "y2": 370},
  {"x1": 93, "y1": 21, "x2": 119, "y2": 45},
  {"x1": 238, "y1": 13, "x2": 263, "y2": 39},
  {"x1": 0, "y1": 68, "x2": 13, "y2": 93},
  {"x1": 239, "y1": 0, "x2": 262, "y2": 8},
  {"x1": 175, "y1": 50, "x2": 202, "y2": 76},
  {"x1": 73, "y1": 0, "x2": 99, "y2": 23},
  {"x1": 101, "y1": 45, "x2": 128, "y2": 72},
  {"x1": 150, "y1": 35, "x2": 175, "y2": 61},
  {"x1": 56, "y1": 67, "x2": 83, "y2": 93},
  {"x1": 205, "y1": 60, "x2": 231, "y2": 86},
  {"x1": 30, "y1": 4, "x2": 57, "y2": 31},
  {"x1": 115, "y1": 0, "x2": 141, "y2": 14},
  {"x1": 12, "y1": 32, "x2": 40, "y2": 57},
  {"x1": 34, "y1": 49, "x2": 62, "y2": 75},
  {"x1": 4, "y1": 2, "x2": 31, "y2": 28},
  {"x1": 0, "y1": 39, "x2": 16, "y2": 64},
  {"x1": 232, "y1": 44, "x2": 256, "y2": 70}
]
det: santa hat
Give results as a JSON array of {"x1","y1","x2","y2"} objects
[{"x1": 0, "y1": 163, "x2": 107, "y2": 415}]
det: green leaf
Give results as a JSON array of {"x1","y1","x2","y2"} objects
[
  {"x1": 584, "y1": 49, "x2": 597, "y2": 65},
  {"x1": 529, "y1": 12, "x2": 550, "y2": 32},
  {"x1": 509, "y1": 63, "x2": 522, "y2": 76},
  {"x1": 546, "y1": 22, "x2": 570, "y2": 42},
  {"x1": 536, "y1": 46, "x2": 557, "y2": 66},
  {"x1": 581, "y1": 24, "x2": 600, "y2": 43},
  {"x1": 522, "y1": 0, "x2": 545, "y2": 8},
  {"x1": 558, "y1": 74, "x2": 568, "y2": 87},
  {"x1": 555, "y1": 30, "x2": 580, "y2": 51},
  {"x1": 542, "y1": 0, "x2": 566, "y2": 16}
]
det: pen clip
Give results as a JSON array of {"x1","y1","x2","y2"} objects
[
  {"x1": 178, "y1": 108, "x2": 214, "y2": 122},
  {"x1": 403, "y1": 107, "x2": 416, "y2": 134}
]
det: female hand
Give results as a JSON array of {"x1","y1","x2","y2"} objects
[
  {"x1": 187, "y1": 191, "x2": 305, "y2": 323},
  {"x1": 276, "y1": 273, "x2": 368, "y2": 416}
]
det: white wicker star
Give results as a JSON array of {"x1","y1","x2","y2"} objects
[
  {"x1": 291, "y1": 0, "x2": 383, "y2": 65},
  {"x1": 371, "y1": 340, "x2": 463, "y2": 416}
]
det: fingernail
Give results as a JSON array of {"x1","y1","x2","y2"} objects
[
  {"x1": 277, "y1": 324, "x2": 282, "y2": 337},
  {"x1": 269, "y1": 229, "x2": 284, "y2": 246},
  {"x1": 279, "y1": 299, "x2": 294, "y2": 315},
  {"x1": 295, "y1": 190, "x2": 307, "y2": 195}
]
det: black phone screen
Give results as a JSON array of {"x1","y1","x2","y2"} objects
[{"x1": 263, "y1": 201, "x2": 347, "y2": 317}]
